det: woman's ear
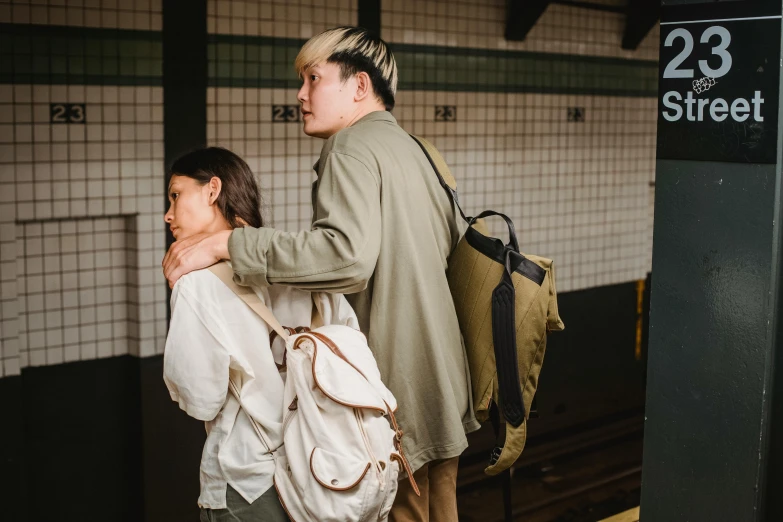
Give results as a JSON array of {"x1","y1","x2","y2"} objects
[
  {"x1": 354, "y1": 71, "x2": 372, "y2": 102},
  {"x1": 207, "y1": 176, "x2": 222, "y2": 205}
]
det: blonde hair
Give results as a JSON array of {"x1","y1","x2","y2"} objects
[{"x1": 295, "y1": 27, "x2": 398, "y2": 110}]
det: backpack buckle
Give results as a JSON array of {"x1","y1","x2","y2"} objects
[{"x1": 489, "y1": 446, "x2": 503, "y2": 466}]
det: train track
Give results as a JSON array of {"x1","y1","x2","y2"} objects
[{"x1": 457, "y1": 409, "x2": 645, "y2": 522}]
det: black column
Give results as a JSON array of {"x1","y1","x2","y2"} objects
[
  {"x1": 162, "y1": 0, "x2": 207, "y2": 172},
  {"x1": 641, "y1": 1, "x2": 783, "y2": 521},
  {"x1": 0, "y1": 376, "x2": 23, "y2": 522},
  {"x1": 162, "y1": 0, "x2": 207, "y2": 250},
  {"x1": 766, "y1": 161, "x2": 783, "y2": 517},
  {"x1": 143, "y1": 2, "x2": 209, "y2": 521},
  {"x1": 358, "y1": 0, "x2": 382, "y2": 36}
]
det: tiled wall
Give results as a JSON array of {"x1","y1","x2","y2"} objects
[
  {"x1": 209, "y1": 0, "x2": 357, "y2": 38},
  {"x1": 0, "y1": 0, "x2": 167, "y2": 378},
  {"x1": 1, "y1": 0, "x2": 658, "y2": 377},
  {"x1": 0, "y1": 0, "x2": 161, "y2": 30},
  {"x1": 16, "y1": 216, "x2": 137, "y2": 367},
  {"x1": 206, "y1": 0, "x2": 360, "y2": 235}
]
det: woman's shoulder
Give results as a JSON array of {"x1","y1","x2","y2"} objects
[
  {"x1": 173, "y1": 268, "x2": 221, "y2": 295},
  {"x1": 173, "y1": 267, "x2": 265, "y2": 307}
]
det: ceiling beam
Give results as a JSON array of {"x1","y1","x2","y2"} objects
[
  {"x1": 505, "y1": 0, "x2": 551, "y2": 42},
  {"x1": 554, "y1": 0, "x2": 624, "y2": 14},
  {"x1": 622, "y1": 0, "x2": 660, "y2": 50}
]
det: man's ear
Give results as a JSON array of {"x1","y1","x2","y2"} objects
[
  {"x1": 207, "y1": 176, "x2": 222, "y2": 205},
  {"x1": 354, "y1": 71, "x2": 373, "y2": 102}
]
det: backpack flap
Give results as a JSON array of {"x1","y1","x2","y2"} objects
[
  {"x1": 297, "y1": 332, "x2": 388, "y2": 413},
  {"x1": 310, "y1": 326, "x2": 397, "y2": 409}
]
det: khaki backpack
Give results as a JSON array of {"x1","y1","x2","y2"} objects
[{"x1": 411, "y1": 135, "x2": 565, "y2": 476}]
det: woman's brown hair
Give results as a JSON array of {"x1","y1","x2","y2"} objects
[{"x1": 169, "y1": 147, "x2": 263, "y2": 228}]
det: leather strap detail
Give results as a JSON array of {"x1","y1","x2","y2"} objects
[
  {"x1": 385, "y1": 403, "x2": 420, "y2": 496},
  {"x1": 308, "y1": 331, "x2": 369, "y2": 380},
  {"x1": 470, "y1": 209, "x2": 519, "y2": 252},
  {"x1": 293, "y1": 336, "x2": 311, "y2": 351}
]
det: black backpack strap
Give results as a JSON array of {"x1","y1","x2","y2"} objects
[
  {"x1": 489, "y1": 403, "x2": 514, "y2": 522},
  {"x1": 492, "y1": 251, "x2": 526, "y2": 428},
  {"x1": 471, "y1": 209, "x2": 520, "y2": 252}
]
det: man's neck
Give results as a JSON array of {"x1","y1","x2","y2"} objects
[{"x1": 345, "y1": 103, "x2": 386, "y2": 128}]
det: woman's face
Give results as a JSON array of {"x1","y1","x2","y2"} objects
[{"x1": 164, "y1": 175, "x2": 217, "y2": 240}]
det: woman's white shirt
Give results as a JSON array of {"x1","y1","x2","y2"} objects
[{"x1": 163, "y1": 267, "x2": 358, "y2": 509}]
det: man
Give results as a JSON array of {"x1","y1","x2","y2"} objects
[{"x1": 163, "y1": 26, "x2": 479, "y2": 521}]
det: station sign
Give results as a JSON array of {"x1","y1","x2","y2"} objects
[{"x1": 657, "y1": 0, "x2": 782, "y2": 163}]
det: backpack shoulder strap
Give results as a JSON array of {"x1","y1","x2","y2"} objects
[
  {"x1": 410, "y1": 134, "x2": 469, "y2": 224},
  {"x1": 207, "y1": 262, "x2": 290, "y2": 342},
  {"x1": 410, "y1": 135, "x2": 457, "y2": 190},
  {"x1": 207, "y1": 261, "x2": 287, "y2": 453}
]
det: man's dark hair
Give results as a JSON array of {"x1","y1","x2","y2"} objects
[{"x1": 296, "y1": 26, "x2": 398, "y2": 111}]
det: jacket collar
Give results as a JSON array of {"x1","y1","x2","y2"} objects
[
  {"x1": 354, "y1": 110, "x2": 397, "y2": 126},
  {"x1": 312, "y1": 111, "x2": 397, "y2": 172}
]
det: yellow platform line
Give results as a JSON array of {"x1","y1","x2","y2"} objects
[{"x1": 600, "y1": 506, "x2": 640, "y2": 522}]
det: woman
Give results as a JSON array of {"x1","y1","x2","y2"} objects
[{"x1": 162, "y1": 147, "x2": 358, "y2": 521}]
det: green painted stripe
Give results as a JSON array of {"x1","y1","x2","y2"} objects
[
  {"x1": 0, "y1": 24, "x2": 659, "y2": 97},
  {"x1": 208, "y1": 34, "x2": 305, "y2": 89},
  {"x1": 0, "y1": 23, "x2": 162, "y2": 86},
  {"x1": 208, "y1": 34, "x2": 659, "y2": 97}
]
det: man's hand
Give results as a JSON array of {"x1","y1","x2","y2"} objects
[{"x1": 163, "y1": 229, "x2": 232, "y2": 288}]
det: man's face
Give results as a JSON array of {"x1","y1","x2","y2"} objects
[{"x1": 297, "y1": 62, "x2": 357, "y2": 139}]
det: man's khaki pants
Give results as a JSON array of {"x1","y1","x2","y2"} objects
[{"x1": 389, "y1": 457, "x2": 459, "y2": 522}]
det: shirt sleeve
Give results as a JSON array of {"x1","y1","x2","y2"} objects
[
  {"x1": 227, "y1": 151, "x2": 382, "y2": 294},
  {"x1": 163, "y1": 281, "x2": 231, "y2": 422},
  {"x1": 313, "y1": 292, "x2": 361, "y2": 330}
]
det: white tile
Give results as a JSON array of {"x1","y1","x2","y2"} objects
[{"x1": 63, "y1": 344, "x2": 80, "y2": 362}]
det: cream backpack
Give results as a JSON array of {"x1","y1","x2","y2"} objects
[{"x1": 208, "y1": 263, "x2": 419, "y2": 522}]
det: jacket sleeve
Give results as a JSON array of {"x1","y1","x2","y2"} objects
[
  {"x1": 228, "y1": 151, "x2": 382, "y2": 294},
  {"x1": 163, "y1": 282, "x2": 231, "y2": 422}
]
